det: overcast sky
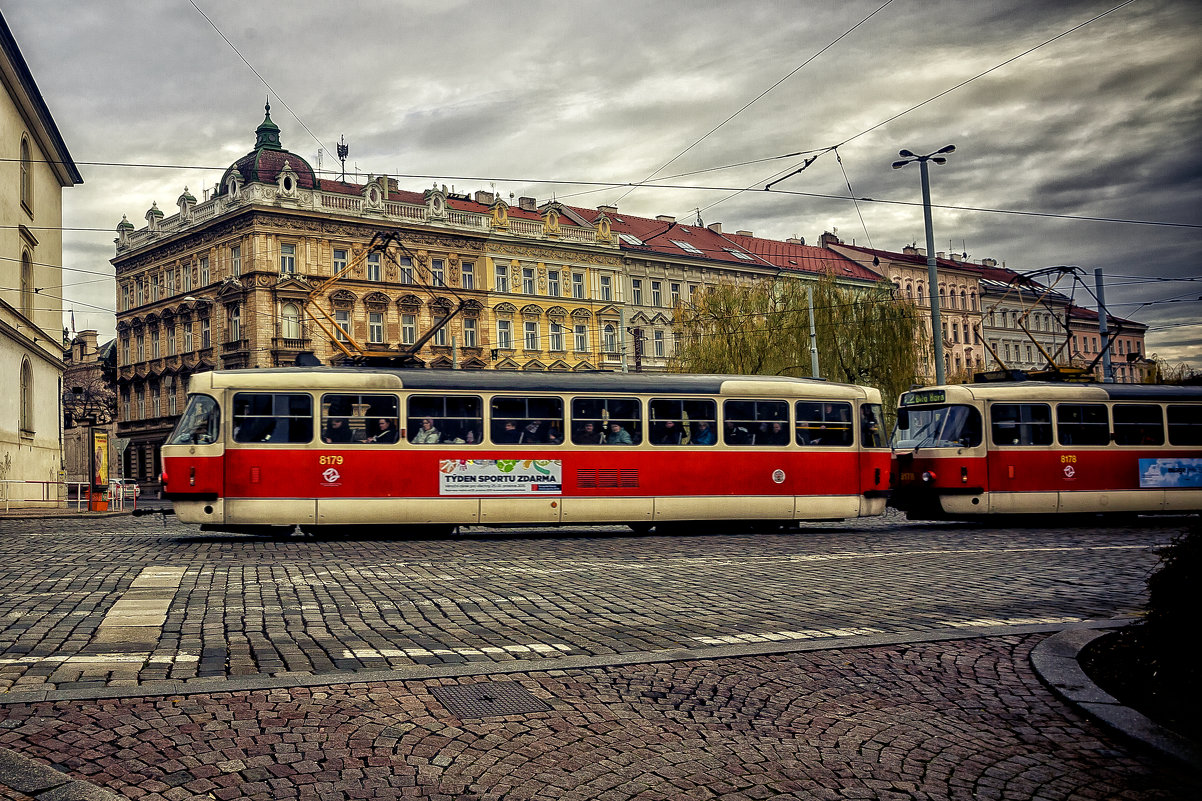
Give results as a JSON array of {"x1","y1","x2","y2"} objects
[{"x1": 7, "y1": 0, "x2": 1200, "y2": 366}]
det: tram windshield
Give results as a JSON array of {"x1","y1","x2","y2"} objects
[
  {"x1": 894, "y1": 404, "x2": 982, "y2": 449},
  {"x1": 166, "y1": 394, "x2": 220, "y2": 445}
]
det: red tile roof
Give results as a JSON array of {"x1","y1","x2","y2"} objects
[{"x1": 726, "y1": 234, "x2": 881, "y2": 280}]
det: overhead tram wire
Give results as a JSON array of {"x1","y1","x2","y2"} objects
[{"x1": 612, "y1": 0, "x2": 896, "y2": 208}]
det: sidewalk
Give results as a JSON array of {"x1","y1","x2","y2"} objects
[{"x1": 0, "y1": 627, "x2": 1196, "y2": 800}]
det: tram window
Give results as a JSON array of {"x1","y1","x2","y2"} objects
[
  {"x1": 572, "y1": 397, "x2": 641, "y2": 445},
  {"x1": 1113, "y1": 404, "x2": 1164, "y2": 446},
  {"x1": 232, "y1": 392, "x2": 312, "y2": 443},
  {"x1": 724, "y1": 399, "x2": 789, "y2": 446},
  {"x1": 408, "y1": 395, "x2": 484, "y2": 445},
  {"x1": 648, "y1": 398, "x2": 716, "y2": 446},
  {"x1": 860, "y1": 404, "x2": 889, "y2": 448},
  {"x1": 1056, "y1": 404, "x2": 1110, "y2": 446},
  {"x1": 491, "y1": 396, "x2": 563, "y2": 445},
  {"x1": 321, "y1": 393, "x2": 400, "y2": 444},
  {"x1": 893, "y1": 405, "x2": 982, "y2": 449},
  {"x1": 1168, "y1": 405, "x2": 1202, "y2": 445},
  {"x1": 166, "y1": 394, "x2": 219, "y2": 445},
  {"x1": 794, "y1": 401, "x2": 853, "y2": 446},
  {"x1": 990, "y1": 403, "x2": 1052, "y2": 446}
]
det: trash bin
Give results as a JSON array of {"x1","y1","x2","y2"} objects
[{"x1": 89, "y1": 489, "x2": 108, "y2": 511}]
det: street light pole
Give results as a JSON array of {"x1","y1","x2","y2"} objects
[{"x1": 893, "y1": 144, "x2": 955, "y2": 386}]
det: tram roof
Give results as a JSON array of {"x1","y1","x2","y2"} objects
[
  {"x1": 903, "y1": 381, "x2": 1202, "y2": 404},
  {"x1": 189, "y1": 367, "x2": 877, "y2": 400}
]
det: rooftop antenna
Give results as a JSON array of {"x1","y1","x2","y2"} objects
[
  {"x1": 694, "y1": 208, "x2": 703, "y2": 226},
  {"x1": 337, "y1": 135, "x2": 349, "y2": 183},
  {"x1": 316, "y1": 148, "x2": 323, "y2": 174}
]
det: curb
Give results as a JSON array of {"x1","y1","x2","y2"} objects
[
  {"x1": 0, "y1": 747, "x2": 123, "y2": 800},
  {"x1": 1031, "y1": 627, "x2": 1202, "y2": 773}
]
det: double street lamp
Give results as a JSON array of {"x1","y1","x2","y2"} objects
[{"x1": 893, "y1": 144, "x2": 955, "y2": 386}]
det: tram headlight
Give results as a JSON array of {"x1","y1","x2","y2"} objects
[{"x1": 921, "y1": 470, "x2": 937, "y2": 484}]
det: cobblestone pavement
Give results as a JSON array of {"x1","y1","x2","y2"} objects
[
  {"x1": 0, "y1": 512, "x2": 1194, "y2": 798},
  {"x1": 0, "y1": 635, "x2": 1196, "y2": 800}
]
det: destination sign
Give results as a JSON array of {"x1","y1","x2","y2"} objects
[{"x1": 902, "y1": 389, "x2": 946, "y2": 406}]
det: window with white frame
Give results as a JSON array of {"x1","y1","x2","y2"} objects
[
  {"x1": 461, "y1": 261, "x2": 475, "y2": 290},
  {"x1": 167, "y1": 326, "x2": 176, "y2": 355},
  {"x1": 335, "y1": 309, "x2": 350, "y2": 342},
  {"x1": 182, "y1": 264, "x2": 192, "y2": 292},
  {"x1": 200, "y1": 257, "x2": 210, "y2": 286},
  {"x1": 19, "y1": 360, "x2": 32, "y2": 433},
  {"x1": 653, "y1": 329, "x2": 665, "y2": 357},
  {"x1": 651, "y1": 281, "x2": 662, "y2": 307},
  {"x1": 599, "y1": 275, "x2": 611, "y2": 301},
  {"x1": 496, "y1": 319, "x2": 513, "y2": 348},
  {"x1": 603, "y1": 324, "x2": 617, "y2": 353},
  {"x1": 166, "y1": 270, "x2": 175, "y2": 296},
  {"x1": 367, "y1": 253, "x2": 381, "y2": 282},
  {"x1": 432, "y1": 259, "x2": 446, "y2": 287},
  {"x1": 522, "y1": 267, "x2": 535, "y2": 294},
  {"x1": 280, "y1": 303, "x2": 301, "y2": 339},
  {"x1": 369, "y1": 312, "x2": 384, "y2": 344},
  {"x1": 136, "y1": 280, "x2": 144, "y2": 306},
  {"x1": 631, "y1": 279, "x2": 643, "y2": 306},
  {"x1": 280, "y1": 243, "x2": 296, "y2": 275},
  {"x1": 151, "y1": 329, "x2": 160, "y2": 358},
  {"x1": 122, "y1": 337, "x2": 130, "y2": 364},
  {"x1": 433, "y1": 315, "x2": 447, "y2": 346},
  {"x1": 333, "y1": 248, "x2": 348, "y2": 275},
  {"x1": 524, "y1": 320, "x2": 539, "y2": 350},
  {"x1": 495, "y1": 263, "x2": 509, "y2": 292},
  {"x1": 231, "y1": 245, "x2": 242, "y2": 277},
  {"x1": 167, "y1": 378, "x2": 177, "y2": 415},
  {"x1": 548, "y1": 270, "x2": 560, "y2": 296},
  {"x1": 573, "y1": 324, "x2": 589, "y2": 352},
  {"x1": 152, "y1": 386, "x2": 161, "y2": 418},
  {"x1": 463, "y1": 317, "x2": 477, "y2": 347},
  {"x1": 399, "y1": 257, "x2": 415, "y2": 285},
  {"x1": 136, "y1": 385, "x2": 145, "y2": 420},
  {"x1": 184, "y1": 324, "x2": 193, "y2": 352},
  {"x1": 227, "y1": 305, "x2": 241, "y2": 342},
  {"x1": 200, "y1": 318, "x2": 211, "y2": 349},
  {"x1": 670, "y1": 283, "x2": 680, "y2": 306},
  {"x1": 572, "y1": 273, "x2": 584, "y2": 299},
  {"x1": 136, "y1": 334, "x2": 144, "y2": 362},
  {"x1": 401, "y1": 313, "x2": 416, "y2": 345}
]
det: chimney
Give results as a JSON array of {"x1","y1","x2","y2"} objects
[
  {"x1": 707, "y1": 222, "x2": 722, "y2": 234},
  {"x1": 785, "y1": 237, "x2": 802, "y2": 245},
  {"x1": 936, "y1": 251, "x2": 945, "y2": 260},
  {"x1": 518, "y1": 196, "x2": 537, "y2": 211},
  {"x1": 981, "y1": 258, "x2": 998, "y2": 267},
  {"x1": 902, "y1": 245, "x2": 919, "y2": 256},
  {"x1": 736, "y1": 230, "x2": 753, "y2": 237},
  {"x1": 474, "y1": 190, "x2": 495, "y2": 205},
  {"x1": 656, "y1": 215, "x2": 675, "y2": 224},
  {"x1": 597, "y1": 205, "x2": 617, "y2": 215},
  {"x1": 818, "y1": 231, "x2": 841, "y2": 247}
]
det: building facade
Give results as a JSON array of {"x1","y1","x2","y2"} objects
[
  {"x1": 0, "y1": 12, "x2": 82, "y2": 506},
  {"x1": 62, "y1": 330, "x2": 118, "y2": 487}
]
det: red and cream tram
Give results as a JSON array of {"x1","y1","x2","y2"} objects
[
  {"x1": 891, "y1": 380, "x2": 1202, "y2": 518},
  {"x1": 161, "y1": 368, "x2": 892, "y2": 533}
]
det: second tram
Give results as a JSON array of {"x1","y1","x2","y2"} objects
[
  {"x1": 162, "y1": 368, "x2": 892, "y2": 533},
  {"x1": 892, "y1": 380, "x2": 1202, "y2": 518}
]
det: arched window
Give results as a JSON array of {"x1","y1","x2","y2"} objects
[
  {"x1": 603, "y1": 324, "x2": 617, "y2": 353},
  {"x1": 906, "y1": 285, "x2": 913, "y2": 301},
  {"x1": 917, "y1": 284, "x2": 924, "y2": 306},
  {"x1": 20, "y1": 137, "x2": 32, "y2": 213},
  {"x1": 20, "y1": 358, "x2": 33, "y2": 434},
  {"x1": 280, "y1": 303, "x2": 301, "y2": 339},
  {"x1": 960, "y1": 289, "x2": 967, "y2": 309},
  {"x1": 20, "y1": 250, "x2": 33, "y2": 319}
]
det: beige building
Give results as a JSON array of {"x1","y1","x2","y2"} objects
[{"x1": 0, "y1": 13, "x2": 82, "y2": 506}]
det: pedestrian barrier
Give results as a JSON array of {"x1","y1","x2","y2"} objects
[{"x1": 1, "y1": 480, "x2": 136, "y2": 512}]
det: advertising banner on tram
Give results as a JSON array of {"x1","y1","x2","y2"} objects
[{"x1": 439, "y1": 459, "x2": 563, "y2": 495}]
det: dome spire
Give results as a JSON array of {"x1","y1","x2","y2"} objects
[{"x1": 254, "y1": 97, "x2": 282, "y2": 151}]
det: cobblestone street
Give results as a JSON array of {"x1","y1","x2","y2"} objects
[{"x1": 0, "y1": 513, "x2": 1195, "y2": 799}]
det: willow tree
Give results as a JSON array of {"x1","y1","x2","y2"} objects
[{"x1": 671, "y1": 274, "x2": 928, "y2": 416}]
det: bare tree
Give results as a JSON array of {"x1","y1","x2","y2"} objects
[{"x1": 62, "y1": 374, "x2": 117, "y2": 427}]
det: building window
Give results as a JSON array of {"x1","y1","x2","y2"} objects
[
  {"x1": 524, "y1": 320, "x2": 539, "y2": 350},
  {"x1": 182, "y1": 264, "x2": 192, "y2": 292},
  {"x1": 572, "y1": 273, "x2": 585, "y2": 299},
  {"x1": 495, "y1": 263, "x2": 509, "y2": 292},
  {"x1": 20, "y1": 250, "x2": 33, "y2": 319},
  {"x1": 280, "y1": 303, "x2": 301, "y2": 339},
  {"x1": 167, "y1": 326, "x2": 176, "y2": 356},
  {"x1": 166, "y1": 269, "x2": 175, "y2": 297},
  {"x1": 367, "y1": 253, "x2": 381, "y2": 282},
  {"x1": 953, "y1": 322, "x2": 960, "y2": 343},
  {"x1": 231, "y1": 245, "x2": 242, "y2": 277},
  {"x1": 200, "y1": 257, "x2": 210, "y2": 286},
  {"x1": 431, "y1": 259, "x2": 446, "y2": 287},
  {"x1": 670, "y1": 283, "x2": 680, "y2": 306},
  {"x1": 151, "y1": 329, "x2": 160, "y2": 358},
  {"x1": 401, "y1": 313, "x2": 416, "y2": 345},
  {"x1": 334, "y1": 309, "x2": 350, "y2": 342},
  {"x1": 399, "y1": 257, "x2": 415, "y2": 285},
  {"x1": 369, "y1": 312, "x2": 384, "y2": 344},
  {"x1": 168, "y1": 380, "x2": 177, "y2": 415},
  {"x1": 136, "y1": 385, "x2": 145, "y2": 420},
  {"x1": 280, "y1": 243, "x2": 296, "y2": 275},
  {"x1": 603, "y1": 324, "x2": 617, "y2": 353},
  {"x1": 433, "y1": 315, "x2": 447, "y2": 346},
  {"x1": 549, "y1": 322, "x2": 564, "y2": 351},
  {"x1": 19, "y1": 359, "x2": 33, "y2": 434},
  {"x1": 152, "y1": 386, "x2": 161, "y2": 418},
  {"x1": 917, "y1": 284, "x2": 924, "y2": 306},
  {"x1": 463, "y1": 317, "x2": 477, "y2": 347},
  {"x1": 631, "y1": 279, "x2": 643, "y2": 306},
  {"x1": 651, "y1": 281, "x2": 662, "y2": 307},
  {"x1": 136, "y1": 280, "x2": 144, "y2": 307},
  {"x1": 548, "y1": 270, "x2": 560, "y2": 296},
  {"x1": 600, "y1": 275, "x2": 611, "y2": 301},
  {"x1": 184, "y1": 324, "x2": 193, "y2": 352},
  {"x1": 200, "y1": 318, "x2": 211, "y2": 349},
  {"x1": 653, "y1": 329, "x2": 665, "y2": 357},
  {"x1": 522, "y1": 267, "x2": 535, "y2": 295},
  {"x1": 227, "y1": 306, "x2": 241, "y2": 342},
  {"x1": 333, "y1": 248, "x2": 348, "y2": 275},
  {"x1": 496, "y1": 319, "x2": 513, "y2": 349},
  {"x1": 574, "y1": 324, "x2": 589, "y2": 352},
  {"x1": 461, "y1": 262, "x2": 475, "y2": 290},
  {"x1": 20, "y1": 137, "x2": 32, "y2": 214},
  {"x1": 136, "y1": 334, "x2": 144, "y2": 362}
]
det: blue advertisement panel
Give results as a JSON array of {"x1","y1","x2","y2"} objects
[{"x1": 1138, "y1": 458, "x2": 1202, "y2": 488}]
